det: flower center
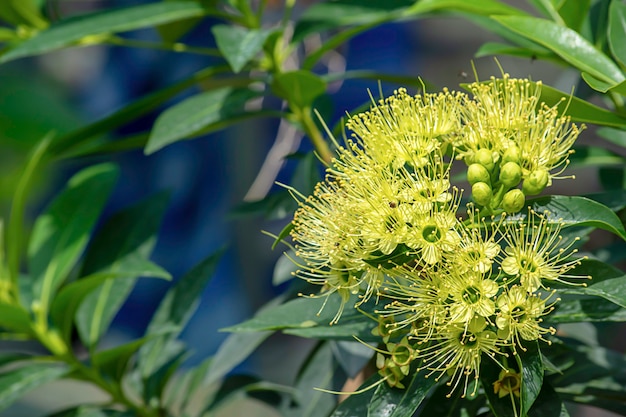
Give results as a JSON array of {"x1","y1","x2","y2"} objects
[
  {"x1": 422, "y1": 224, "x2": 442, "y2": 243},
  {"x1": 463, "y1": 285, "x2": 481, "y2": 304}
]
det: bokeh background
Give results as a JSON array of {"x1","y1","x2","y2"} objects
[{"x1": 1, "y1": 0, "x2": 613, "y2": 415}]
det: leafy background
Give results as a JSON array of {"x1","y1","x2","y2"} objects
[{"x1": 1, "y1": 0, "x2": 625, "y2": 416}]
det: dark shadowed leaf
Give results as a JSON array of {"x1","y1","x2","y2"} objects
[
  {"x1": 0, "y1": 2, "x2": 207, "y2": 63},
  {"x1": 75, "y1": 192, "x2": 170, "y2": 350}
]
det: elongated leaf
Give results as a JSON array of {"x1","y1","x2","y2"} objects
[
  {"x1": 272, "y1": 71, "x2": 327, "y2": 109},
  {"x1": 212, "y1": 25, "x2": 272, "y2": 73},
  {"x1": 506, "y1": 195, "x2": 626, "y2": 241},
  {"x1": 204, "y1": 330, "x2": 272, "y2": 386},
  {"x1": 548, "y1": 297, "x2": 626, "y2": 323},
  {"x1": 558, "y1": 274, "x2": 626, "y2": 309},
  {"x1": 547, "y1": 339, "x2": 626, "y2": 415},
  {"x1": 146, "y1": 87, "x2": 256, "y2": 154},
  {"x1": 284, "y1": 321, "x2": 376, "y2": 342},
  {"x1": 50, "y1": 260, "x2": 170, "y2": 342},
  {"x1": 205, "y1": 375, "x2": 291, "y2": 413},
  {"x1": 49, "y1": 406, "x2": 135, "y2": 417},
  {"x1": 493, "y1": 15, "x2": 625, "y2": 85},
  {"x1": 92, "y1": 338, "x2": 147, "y2": 382},
  {"x1": 557, "y1": 0, "x2": 591, "y2": 30},
  {"x1": 408, "y1": 0, "x2": 526, "y2": 16},
  {"x1": 282, "y1": 342, "x2": 339, "y2": 417},
  {"x1": 367, "y1": 367, "x2": 437, "y2": 417},
  {"x1": 609, "y1": 0, "x2": 626, "y2": 68},
  {"x1": 0, "y1": 363, "x2": 68, "y2": 412},
  {"x1": 0, "y1": 2, "x2": 207, "y2": 63},
  {"x1": 293, "y1": 0, "x2": 414, "y2": 42},
  {"x1": 517, "y1": 342, "x2": 543, "y2": 417},
  {"x1": 0, "y1": 303, "x2": 32, "y2": 334},
  {"x1": 138, "y1": 249, "x2": 223, "y2": 378},
  {"x1": 51, "y1": 66, "x2": 229, "y2": 156},
  {"x1": 475, "y1": 42, "x2": 553, "y2": 60},
  {"x1": 75, "y1": 192, "x2": 170, "y2": 350},
  {"x1": 527, "y1": 382, "x2": 570, "y2": 417},
  {"x1": 26, "y1": 163, "x2": 119, "y2": 311},
  {"x1": 223, "y1": 293, "x2": 375, "y2": 333}
]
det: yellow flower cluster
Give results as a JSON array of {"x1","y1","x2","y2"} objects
[{"x1": 289, "y1": 76, "x2": 586, "y2": 397}]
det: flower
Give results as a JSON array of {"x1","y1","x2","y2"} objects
[
  {"x1": 346, "y1": 88, "x2": 465, "y2": 169},
  {"x1": 417, "y1": 317, "x2": 506, "y2": 398},
  {"x1": 495, "y1": 286, "x2": 556, "y2": 346},
  {"x1": 446, "y1": 270, "x2": 500, "y2": 323},
  {"x1": 499, "y1": 210, "x2": 583, "y2": 292}
]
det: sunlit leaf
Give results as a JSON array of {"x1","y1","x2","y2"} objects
[{"x1": 493, "y1": 15, "x2": 625, "y2": 85}]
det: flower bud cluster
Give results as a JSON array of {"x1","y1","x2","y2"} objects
[
  {"x1": 458, "y1": 76, "x2": 584, "y2": 213},
  {"x1": 289, "y1": 76, "x2": 587, "y2": 398}
]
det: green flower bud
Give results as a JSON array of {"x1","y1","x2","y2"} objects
[
  {"x1": 472, "y1": 182, "x2": 492, "y2": 206},
  {"x1": 522, "y1": 169, "x2": 550, "y2": 195},
  {"x1": 498, "y1": 162, "x2": 522, "y2": 187},
  {"x1": 502, "y1": 189, "x2": 525, "y2": 213},
  {"x1": 467, "y1": 163, "x2": 491, "y2": 185},
  {"x1": 475, "y1": 148, "x2": 495, "y2": 172},
  {"x1": 502, "y1": 145, "x2": 521, "y2": 164}
]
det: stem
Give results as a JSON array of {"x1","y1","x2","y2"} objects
[
  {"x1": 299, "y1": 106, "x2": 333, "y2": 164},
  {"x1": 106, "y1": 36, "x2": 222, "y2": 57}
]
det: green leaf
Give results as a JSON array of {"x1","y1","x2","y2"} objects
[
  {"x1": 271, "y1": 71, "x2": 327, "y2": 109},
  {"x1": 608, "y1": 0, "x2": 626, "y2": 68},
  {"x1": 475, "y1": 42, "x2": 553, "y2": 60},
  {"x1": 75, "y1": 192, "x2": 170, "y2": 350},
  {"x1": 481, "y1": 357, "x2": 517, "y2": 417},
  {"x1": 48, "y1": 406, "x2": 135, "y2": 417},
  {"x1": 507, "y1": 195, "x2": 626, "y2": 241},
  {"x1": 222, "y1": 293, "x2": 375, "y2": 333},
  {"x1": 282, "y1": 342, "x2": 339, "y2": 417},
  {"x1": 329, "y1": 374, "x2": 379, "y2": 417},
  {"x1": 204, "y1": 330, "x2": 272, "y2": 386},
  {"x1": 367, "y1": 367, "x2": 438, "y2": 417},
  {"x1": 92, "y1": 338, "x2": 148, "y2": 382},
  {"x1": 284, "y1": 320, "x2": 376, "y2": 342},
  {"x1": 26, "y1": 163, "x2": 119, "y2": 311},
  {"x1": 146, "y1": 87, "x2": 256, "y2": 154},
  {"x1": 546, "y1": 339, "x2": 626, "y2": 415},
  {"x1": 293, "y1": 0, "x2": 415, "y2": 42},
  {"x1": 548, "y1": 297, "x2": 626, "y2": 323},
  {"x1": 138, "y1": 249, "x2": 223, "y2": 378},
  {"x1": 493, "y1": 15, "x2": 625, "y2": 85},
  {"x1": 409, "y1": 0, "x2": 525, "y2": 16},
  {"x1": 0, "y1": 303, "x2": 32, "y2": 334},
  {"x1": 205, "y1": 375, "x2": 291, "y2": 413},
  {"x1": 50, "y1": 261, "x2": 170, "y2": 343},
  {"x1": 51, "y1": 66, "x2": 229, "y2": 157},
  {"x1": 556, "y1": 0, "x2": 591, "y2": 30},
  {"x1": 0, "y1": 2, "x2": 208, "y2": 64},
  {"x1": 558, "y1": 274, "x2": 626, "y2": 309},
  {"x1": 212, "y1": 25, "x2": 272, "y2": 73},
  {"x1": 517, "y1": 342, "x2": 543, "y2": 416},
  {"x1": 0, "y1": 363, "x2": 68, "y2": 412},
  {"x1": 598, "y1": 126, "x2": 626, "y2": 148},
  {"x1": 527, "y1": 382, "x2": 570, "y2": 417}
]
